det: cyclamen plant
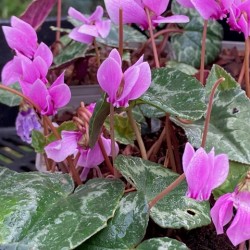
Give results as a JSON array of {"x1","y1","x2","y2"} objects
[{"x1": 1, "y1": 0, "x2": 250, "y2": 249}]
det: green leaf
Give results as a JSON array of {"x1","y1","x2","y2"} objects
[
  {"x1": 47, "y1": 121, "x2": 77, "y2": 143},
  {"x1": 31, "y1": 130, "x2": 46, "y2": 153},
  {"x1": 0, "y1": 167, "x2": 124, "y2": 249},
  {"x1": 115, "y1": 156, "x2": 211, "y2": 230},
  {"x1": 166, "y1": 61, "x2": 198, "y2": 75},
  {"x1": 53, "y1": 35, "x2": 89, "y2": 68},
  {"x1": 79, "y1": 192, "x2": 149, "y2": 250},
  {"x1": 136, "y1": 237, "x2": 189, "y2": 250},
  {"x1": 105, "y1": 113, "x2": 137, "y2": 145},
  {"x1": 0, "y1": 83, "x2": 21, "y2": 107},
  {"x1": 140, "y1": 68, "x2": 206, "y2": 120},
  {"x1": 171, "y1": 1, "x2": 223, "y2": 68},
  {"x1": 213, "y1": 161, "x2": 249, "y2": 199},
  {"x1": 89, "y1": 94, "x2": 110, "y2": 148},
  {"x1": 172, "y1": 65, "x2": 250, "y2": 164},
  {"x1": 96, "y1": 24, "x2": 147, "y2": 50}
]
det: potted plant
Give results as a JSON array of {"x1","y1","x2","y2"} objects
[{"x1": 0, "y1": 0, "x2": 250, "y2": 249}]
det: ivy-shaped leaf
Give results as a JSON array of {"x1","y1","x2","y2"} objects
[
  {"x1": 170, "y1": 1, "x2": 223, "y2": 68},
  {"x1": 79, "y1": 192, "x2": 149, "y2": 250},
  {"x1": 172, "y1": 65, "x2": 250, "y2": 164},
  {"x1": 139, "y1": 68, "x2": 206, "y2": 120},
  {"x1": 115, "y1": 156, "x2": 211, "y2": 230},
  {"x1": 31, "y1": 130, "x2": 46, "y2": 153},
  {"x1": 0, "y1": 167, "x2": 124, "y2": 249}
]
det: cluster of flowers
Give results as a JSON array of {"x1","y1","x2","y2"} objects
[
  {"x1": 176, "y1": 0, "x2": 250, "y2": 38},
  {"x1": 2, "y1": 0, "x2": 250, "y2": 246}
]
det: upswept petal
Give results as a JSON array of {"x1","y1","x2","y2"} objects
[
  {"x1": 116, "y1": 65, "x2": 140, "y2": 107},
  {"x1": 109, "y1": 49, "x2": 122, "y2": 66},
  {"x1": 210, "y1": 193, "x2": 234, "y2": 234},
  {"x1": 78, "y1": 24, "x2": 99, "y2": 37},
  {"x1": 27, "y1": 79, "x2": 48, "y2": 111},
  {"x1": 184, "y1": 147, "x2": 210, "y2": 200},
  {"x1": 34, "y1": 42, "x2": 53, "y2": 68},
  {"x1": 142, "y1": 0, "x2": 169, "y2": 16},
  {"x1": 32, "y1": 56, "x2": 49, "y2": 82},
  {"x1": 211, "y1": 154, "x2": 229, "y2": 189},
  {"x1": 133, "y1": 55, "x2": 144, "y2": 66},
  {"x1": 191, "y1": 0, "x2": 222, "y2": 20},
  {"x1": 125, "y1": 62, "x2": 151, "y2": 102},
  {"x1": 182, "y1": 142, "x2": 195, "y2": 172},
  {"x1": 1, "y1": 56, "x2": 23, "y2": 85},
  {"x1": 97, "y1": 57, "x2": 123, "y2": 104},
  {"x1": 69, "y1": 27, "x2": 94, "y2": 44},
  {"x1": 89, "y1": 6, "x2": 104, "y2": 22},
  {"x1": 104, "y1": 0, "x2": 148, "y2": 29},
  {"x1": 2, "y1": 26, "x2": 36, "y2": 58},
  {"x1": 49, "y1": 83, "x2": 71, "y2": 109},
  {"x1": 227, "y1": 202, "x2": 250, "y2": 246},
  {"x1": 68, "y1": 7, "x2": 89, "y2": 24},
  {"x1": 176, "y1": 0, "x2": 194, "y2": 8},
  {"x1": 95, "y1": 20, "x2": 111, "y2": 38},
  {"x1": 51, "y1": 72, "x2": 65, "y2": 87},
  {"x1": 153, "y1": 15, "x2": 189, "y2": 24},
  {"x1": 45, "y1": 131, "x2": 80, "y2": 162}
]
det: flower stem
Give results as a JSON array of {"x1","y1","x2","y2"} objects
[
  {"x1": 109, "y1": 104, "x2": 118, "y2": 177},
  {"x1": 201, "y1": 77, "x2": 225, "y2": 148},
  {"x1": 238, "y1": 242, "x2": 245, "y2": 250},
  {"x1": 149, "y1": 173, "x2": 185, "y2": 209},
  {"x1": 148, "y1": 77, "x2": 225, "y2": 209},
  {"x1": 94, "y1": 39, "x2": 101, "y2": 67},
  {"x1": 56, "y1": 0, "x2": 62, "y2": 42},
  {"x1": 127, "y1": 108, "x2": 147, "y2": 160},
  {"x1": 145, "y1": 7, "x2": 160, "y2": 68},
  {"x1": 98, "y1": 137, "x2": 114, "y2": 175},
  {"x1": 245, "y1": 37, "x2": 250, "y2": 97},
  {"x1": 200, "y1": 19, "x2": 208, "y2": 85},
  {"x1": 165, "y1": 114, "x2": 176, "y2": 171},
  {"x1": 119, "y1": 8, "x2": 124, "y2": 57}
]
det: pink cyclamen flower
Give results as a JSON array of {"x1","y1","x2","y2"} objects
[
  {"x1": 15, "y1": 108, "x2": 41, "y2": 143},
  {"x1": 97, "y1": 49, "x2": 151, "y2": 107},
  {"x1": 68, "y1": 6, "x2": 111, "y2": 44},
  {"x1": 1, "y1": 42, "x2": 53, "y2": 88},
  {"x1": 26, "y1": 73, "x2": 71, "y2": 116},
  {"x1": 44, "y1": 130, "x2": 118, "y2": 181},
  {"x1": 228, "y1": 0, "x2": 250, "y2": 39},
  {"x1": 176, "y1": 0, "x2": 233, "y2": 20},
  {"x1": 2, "y1": 16, "x2": 38, "y2": 58},
  {"x1": 183, "y1": 142, "x2": 229, "y2": 201},
  {"x1": 104, "y1": 0, "x2": 189, "y2": 29},
  {"x1": 211, "y1": 191, "x2": 250, "y2": 246}
]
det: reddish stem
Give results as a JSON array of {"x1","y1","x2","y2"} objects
[
  {"x1": 200, "y1": 20, "x2": 208, "y2": 85},
  {"x1": 56, "y1": 0, "x2": 62, "y2": 42},
  {"x1": 145, "y1": 7, "x2": 160, "y2": 68},
  {"x1": 119, "y1": 8, "x2": 124, "y2": 57}
]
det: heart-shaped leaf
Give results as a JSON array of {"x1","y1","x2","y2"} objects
[
  {"x1": 0, "y1": 167, "x2": 124, "y2": 249},
  {"x1": 139, "y1": 68, "x2": 206, "y2": 120},
  {"x1": 171, "y1": 1, "x2": 223, "y2": 68},
  {"x1": 172, "y1": 65, "x2": 250, "y2": 164},
  {"x1": 115, "y1": 156, "x2": 211, "y2": 230},
  {"x1": 79, "y1": 191, "x2": 149, "y2": 250},
  {"x1": 136, "y1": 237, "x2": 188, "y2": 250}
]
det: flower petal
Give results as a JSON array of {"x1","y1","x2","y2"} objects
[
  {"x1": 227, "y1": 195, "x2": 250, "y2": 246},
  {"x1": 104, "y1": 0, "x2": 148, "y2": 29},
  {"x1": 153, "y1": 14, "x2": 190, "y2": 24},
  {"x1": 109, "y1": 49, "x2": 122, "y2": 66},
  {"x1": 78, "y1": 24, "x2": 99, "y2": 37},
  {"x1": 142, "y1": 0, "x2": 169, "y2": 16},
  {"x1": 69, "y1": 27, "x2": 94, "y2": 44},
  {"x1": 182, "y1": 142, "x2": 195, "y2": 172},
  {"x1": 97, "y1": 57, "x2": 123, "y2": 104},
  {"x1": 176, "y1": 0, "x2": 194, "y2": 8},
  {"x1": 34, "y1": 42, "x2": 53, "y2": 68},
  {"x1": 95, "y1": 20, "x2": 111, "y2": 38},
  {"x1": 210, "y1": 193, "x2": 234, "y2": 234},
  {"x1": 89, "y1": 5, "x2": 103, "y2": 22},
  {"x1": 68, "y1": 7, "x2": 89, "y2": 23}
]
